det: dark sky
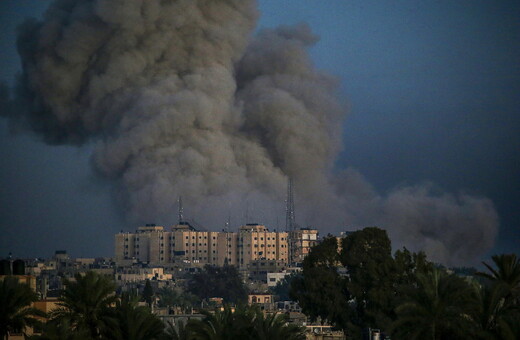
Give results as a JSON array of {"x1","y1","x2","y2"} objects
[{"x1": 0, "y1": 0, "x2": 518, "y2": 260}]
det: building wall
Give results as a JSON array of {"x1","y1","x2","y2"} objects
[
  {"x1": 115, "y1": 224, "x2": 292, "y2": 269},
  {"x1": 289, "y1": 228, "x2": 318, "y2": 264}
]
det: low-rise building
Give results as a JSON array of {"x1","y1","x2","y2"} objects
[{"x1": 115, "y1": 267, "x2": 172, "y2": 283}]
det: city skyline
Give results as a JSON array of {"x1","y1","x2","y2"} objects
[{"x1": 0, "y1": 0, "x2": 518, "y2": 265}]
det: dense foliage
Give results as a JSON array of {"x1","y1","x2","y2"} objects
[
  {"x1": 10, "y1": 271, "x2": 302, "y2": 340},
  {"x1": 182, "y1": 305, "x2": 306, "y2": 340},
  {"x1": 289, "y1": 227, "x2": 520, "y2": 339},
  {"x1": 0, "y1": 276, "x2": 45, "y2": 340},
  {"x1": 4, "y1": 236, "x2": 519, "y2": 340},
  {"x1": 187, "y1": 264, "x2": 247, "y2": 304}
]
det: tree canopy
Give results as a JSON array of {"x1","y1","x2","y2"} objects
[
  {"x1": 289, "y1": 226, "x2": 520, "y2": 339},
  {"x1": 0, "y1": 276, "x2": 45, "y2": 340},
  {"x1": 187, "y1": 264, "x2": 247, "y2": 304}
]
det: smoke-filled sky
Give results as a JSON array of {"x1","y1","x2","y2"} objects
[{"x1": 0, "y1": 0, "x2": 518, "y2": 265}]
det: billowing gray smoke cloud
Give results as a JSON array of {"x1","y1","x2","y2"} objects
[{"x1": 2, "y1": 0, "x2": 498, "y2": 265}]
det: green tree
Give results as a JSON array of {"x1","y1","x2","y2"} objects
[
  {"x1": 187, "y1": 265, "x2": 247, "y2": 304},
  {"x1": 477, "y1": 254, "x2": 520, "y2": 299},
  {"x1": 157, "y1": 286, "x2": 199, "y2": 313},
  {"x1": 103, "y1": 292, "x2": 164, "y2": 340},
  {"x1": 187, "y1": 305, "x2": 254, "y2": 339},
  {"x1": 469, "y1": 282, "x2": 520, "y2": 340},
  {"x1": 393, "y1": 247, "x2": 432, "y2": 287},
  {"x1": 185, "y1": 305, "x2": 305, "y2": 340},
  {"x1": 340, "y1": 227, "x2": 397, "y2": 332},
  {"x1": 27, "y1": 318, "x2": 91, "y2": 340},
  {"x1": 142, "y1": 279, "x2": 154, "y2": 307},
  {"x1": 52, "y1": 271, "x2": 117, "y2": 338},
  {"x1": 270, "y1": 273, "x2": 298, "y2": 301},
  {"x1": 252, "y1": 310, "x2": 306, "y2": 340},
  {"x1": 0, "y1": 276, "x2": 45, "y2": 340},
  {"x1": 163, "y1": 320, "x2": 192, "y2": 340},
  {"x1": 392, "y1": 267, "x2": 474, "y2": 340},
  {"x1": 289, "y1": 236, "x2": 352, "y2": 332}
]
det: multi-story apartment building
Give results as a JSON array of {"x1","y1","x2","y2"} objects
[
  {"x1": 115, "y1": 223, "x2": 293, "y2": 269},
  {"x1": 237, "y1": 224, "x2": 288, "y2": 266},
  {"x1": 288, "y1": 228, "x2": 319, "y2": 264}
]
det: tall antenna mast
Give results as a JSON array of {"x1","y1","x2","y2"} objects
[
  {"x1": 178, "y1": 196, "x2": 184, "y2": 224},
  {"x1": 285, "y1": 177, "x2": 296, "y2": 232},
  {"x1": 225, "y1": 216, "x2": 230, "y2": 265}
]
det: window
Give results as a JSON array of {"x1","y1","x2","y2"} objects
[{"x1": 269, "y1": 278, "x2": 276, "y2": 282}]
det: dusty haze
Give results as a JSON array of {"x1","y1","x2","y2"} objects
[{"x1": 1, "y1": 0, "x2": 498, "y2": 265}]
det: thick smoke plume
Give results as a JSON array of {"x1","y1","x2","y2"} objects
[{"x1": 2, "y1": 0, "x2": 498, "y2": 265}]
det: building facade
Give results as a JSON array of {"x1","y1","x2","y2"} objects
[
  {"x1": 115, "y1": 223, "x2": 294, "y2": 269},
  {"x1": 288, "y1": 228, "x2": 319, "y2": 264}
]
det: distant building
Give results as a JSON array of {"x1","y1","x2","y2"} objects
[
  {"x1": 114, "y1": 223, "x2": 289, "y2": 269},
  {"x1": 288, "y1": 227, "x2": 319, "y2": 264},
  {"x1": 115, "y1": 267, "x2": 172, "y2": 283},
  {"x1": 266, "y1": 267, "x2": 301, "y2": 287}
]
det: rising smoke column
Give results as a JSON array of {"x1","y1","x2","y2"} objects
[{"x1": 2, "y1": 0, "x2": 498, "y2": 265}]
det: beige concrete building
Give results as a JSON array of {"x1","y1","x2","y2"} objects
[
  {"x1": 115, "y1": 267, "x2": 172, "y2": 283},
  {"x1": 289, "y1": 227, "x2": 319, "y2": 264},
  {"x1": 237, "y1": 224, "x2": 288, "y2": 267},
  {"x1": 115, "y1": 223, "x2": 290, "y2": 269}
]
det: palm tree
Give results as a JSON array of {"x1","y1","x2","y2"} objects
[
  {"x1": 52, "y1": 271, "x2": 117, "y2": 338},
  {"x1": 26, "y1": 318, "x2": 92, "y2": 340},
  {"x1": 186, "y1": 305, "x2": 306, "y2": 340},
  {"x1": 163, "y1": 320, "x2": 192, "y2": 340},
  {"x1": 103, "y1": 292, "x2": 164, "y2": 340},
  {"x1": 391, "y1": 267, "x2": 474, "y2": 340},
  {"x1": 187, "y1": 305, "x2": 253, "y2": 339},
  {"x1": 469, "y1": 282, "x2": 520, "y2": 340},
  {"x1": 0, "y1": 276, "x2": 45, "y2": 340},
  {"x1": 477, "y1": 254, "x2": 520, "y2": 299},
  {"x1": 252, "y1": 310, "x2": 306, "y2": 340}
]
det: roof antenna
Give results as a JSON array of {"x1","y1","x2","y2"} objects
[
  {"x1": 285, "y1": 177, "x2": 296, "y2": 232},
  {"x1": 178, "y1": 196, "x2": 184, "y2": 224}
]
